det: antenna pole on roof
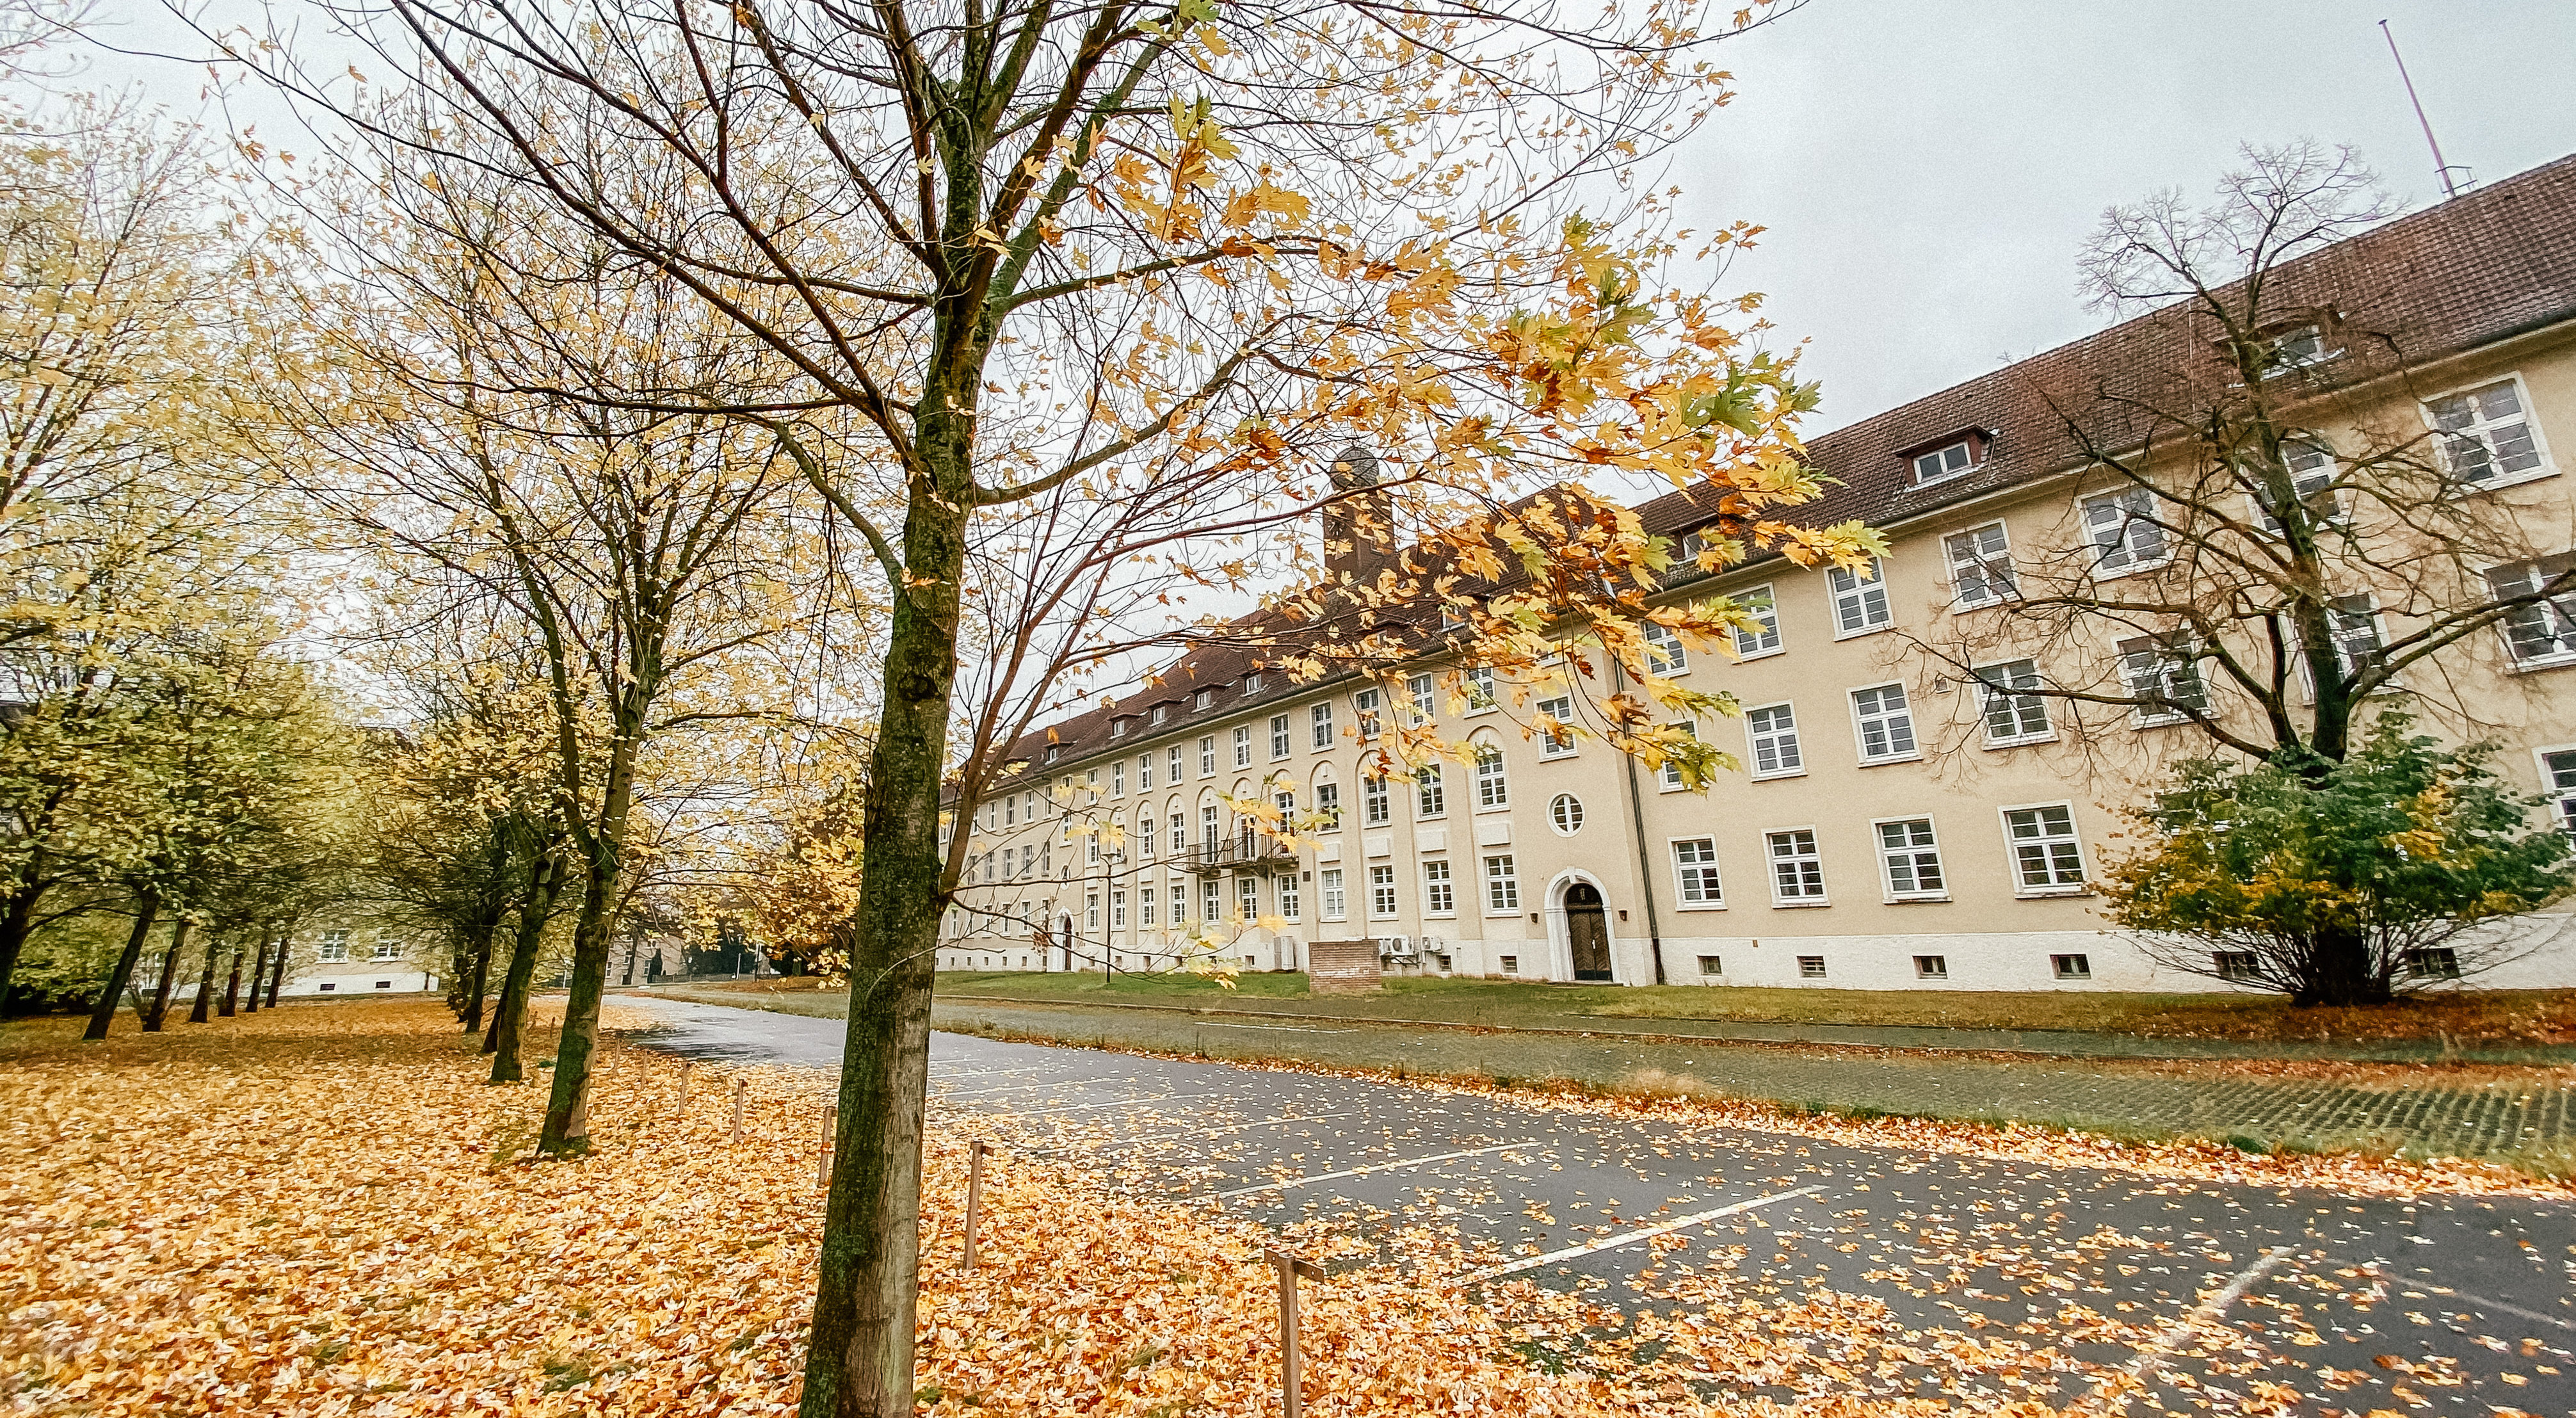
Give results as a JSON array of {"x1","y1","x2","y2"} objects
[{"x1": 2379, "y1": 19, "x2": 2468, "y2": 200}]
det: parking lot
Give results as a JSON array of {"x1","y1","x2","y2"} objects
[{"x1": 624, "y1": 995, "x2": 2576, "y2": 1414}]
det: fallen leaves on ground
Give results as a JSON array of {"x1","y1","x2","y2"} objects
[{"x1": 4, "y1": 1001, "x2": 2095, "y2": 1416}]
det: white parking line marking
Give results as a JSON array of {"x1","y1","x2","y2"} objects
[
  {"x1": 1216, "y1": 1141, "x2": 1540, "y2": 1200},
  {"x1": 935, "y1": 1079, "x2": 1084, "y2": 1097},
  {"x1": 2079, "y1": 1245, "x2": 2295, "y2": 1412},
  {"x1": 1198, "y1": 1022, "x2": 1358, "y2": 1034},
  {"x1": 1459, "y1": 1186, "x2": 1823, "y2": 1282}
]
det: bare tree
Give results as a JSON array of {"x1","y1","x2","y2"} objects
[{"x1": 1922, "y1": 143, "x2": 2573, "y2": 770}]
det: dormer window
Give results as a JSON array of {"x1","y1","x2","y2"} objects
[
  {"x1": 1111, "y1": 718, "x2": 1128, "y2": 738},
  {"x1": 1910, "y1": 439, "x2": 1976, "y2": 485},
  {"x1": 2270, "y1": 323, "x2": 2327, "y2": 368},
  {"x1": 1195, "y1": 688, "x2": 1214, "y2": 709},
  {"x1": 1047, "y1": 746, "x2": 1060, "y2": 764},
  {"x1": 1151, "y1": 704, "x2": 1168, "y2": 725},
  {"x1": 1243, "y1": 672, "x2": 1263, "y2": 694}
]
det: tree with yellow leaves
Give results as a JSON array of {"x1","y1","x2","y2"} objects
[{"x1": 225, "y1": 0, "x2": 1877, "y2": 1408}]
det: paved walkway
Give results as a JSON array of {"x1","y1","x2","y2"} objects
[{"x1": 924, "y1": 997, "x2": 2576, "y2": 1165}]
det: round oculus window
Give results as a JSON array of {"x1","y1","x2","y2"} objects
[{"x1": 1549, "y1": 793, "x2": 1584, "y2": 835}]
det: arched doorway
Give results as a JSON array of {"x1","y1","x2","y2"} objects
[{"x1": 1564, "y1": 882, "x2": 1613, "y2": 981}]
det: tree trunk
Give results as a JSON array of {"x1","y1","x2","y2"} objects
[
  {"x1": 83, "y1": 889, "x2": 161, "y2": 1041},
  {"x1": 220, "y1": 946, "x2": 244, "y2": 1017},
  {"x1": 143, "y1": 916, "x2": 192, "y2": 1032},
  {"x1": 0, "y1": 862, "x2": 45, "y2": 1014},
  {"x1": 489, "y1": 851, "x2": 561, "y2": 1083},
  {"x1": 459, "y1": 911, "x2": 501, "y2": 1034},
  {"x1": 188, "y1": 932, "x2": 221, "y2": 1024},
  {"x1": 539, "y1": 732, "x2": 643, "y2": 1154},
  {"x1": 244, "y1": 935, "x2": 268, "y2": 1014},
  {"x1": 2292, "y1": 924, "x2": 2388, "y2": 1007},
  {"x1": 802, "y1": 477, "x2": 968, "y2": 1418},
  {"x1": 265, "y1": 931, "x2": 287, "y2": 1006}
]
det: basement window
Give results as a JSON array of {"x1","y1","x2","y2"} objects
[
  {"x1": 1698, "y1": 955, "x2": 1723, "y2": 976},
  {"x1": 1913, "y1": 955, "x2": 1947, "y2": 979},
  {"x1": 2051, "y1": 953, "x2": 2091, "y2": 980}
]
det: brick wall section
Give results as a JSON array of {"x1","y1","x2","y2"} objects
[{"x1": 1305, "y1": 939, "x2": 1383, "y2": 994}]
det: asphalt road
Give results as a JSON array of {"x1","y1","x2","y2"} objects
[{"x1": 616, "y1": 995, "x2": 2576, "y2": 1415}]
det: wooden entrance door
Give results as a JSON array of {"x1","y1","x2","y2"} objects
[{"x1": 1565, "y1": 882, "x2": 1613, "y2": 981}]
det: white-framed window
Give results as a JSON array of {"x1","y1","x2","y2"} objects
[
  {"x1": 2484, "y1": 554, "x2": 2576, "y2": 668},
  {"x1": 1244, "y1": 672, "x2": 1264, "y2": 693},
  {"x1": 317, "y1": 930, "x2": 350, "y2": 963},
  {"x1": 1321, "y1": 868, "x2": 1347, "y2": 921},
  {"x1": 2052, "y1": 953, "x2": 2092, "y2": 980},
  {"x1": 1168, "y1": 875, "x2": 1186, "y2": 922},
  {"x1": 1151, "y1": 704, "x2": 1168, "y2": 726},
  {"x1": 1237, "y1": 875, "x2": 1259, "y2": 921},
  {"x1": 2084, "y1": 487, "x2": 2168, "y2": 575},
  {"x1": 1195, "y1": 688, "x2": 1214, "y2": 710},
  {"x1": 1483, "y1": 854, "x2": 1520, "y2": 912},
  {"x1": 1826, "y1": 558, "x2": 1891, "y2": 636},
  {"x1": 2322, "y1": 594, "x2": 2390, "y2": 686},
  {"x1": 1368, "y1": 864, "x2": 1397, "y2": 919},
  {"x1": 1415, "y1": 764, "x2": 1445, "y2": 818},
  {"x1": 1536, "y1": 694, "x2": 1577, "y2": 757},
  {"x1": 1111, "y1": 718, "x2": 1127, "y2": 739},
  {"x1": 1269, "y1": 714, "x2": 1291, "y2": 759},
  {"x1": 1084, "y1": 768, "x2": 1100, "y2": 802},
  {"x1": 1201, "y1": 805, "x2": 1218, "y2": 846},
  {"x1": 1138, "y1": 753, "x2": 1154, "y2": 791},
  {"x1": 1004, "y1": 794, "x2": 1017, "y2": 826},
  {"x1": 1202, "y1": 878, "x2": 1221, "y2": 923},
  {"x1": 1498, "y1": 954, "x2": 1519, "y2": 975},
  {"x1": 1942, "y1": 522, "x2": 2015, "y2": 608},
  {"x1": 1407, "y1": 672, "x2": 1435, "y2": 724},
  {"x1": 1273, "y1": 787, "x2": 1295, "y2": 828},
  {"x1": 1976, "y1": 659, "x2": 2053, "y2": 745},
  {"x1": 1911, "y1": 438, "x2": 1977, "y2": 485},
  {"x1": 1139, "y1": 886, "x2": 1157, "y2": 927},
  {"x1": 2427, "y1": 375, "x2": 2552, "y2": 488},
  {"x1": 1874, "y1": 818, "x2": 1945, "y2": 900},
  {"x1": 1232, "y1": 725, "x2": 1253, "y2": 768},
  {"x1": 1849, "y1": 684, "x2": 1918, "y2": 763},
  {"x1": 1732, "y1": 584, "x2": 1782, "y2": 658},
  {"x1": 1087, "y1": 832, "x2": 1102, "y2": 866},
  {"x1": 1276, "y1": 876, "x2": 1300, "y2": 921},
  {"x1": 1168, "y1": 746, "x2": 1183, "y2": 784},
  {"x1": 1641, "y1": 620, "x2": 1687, "y2": 675},
  {"x1": 1547, "y1": 792, "x2": 1584, "y2": 835},
  {"x1": 2215, "y1": 950, "x2": 2260, "y2": 982},
  {"x1": 1315, "y1": 781, "x2": 1342, "y2": 830},
  {"x1": 1363, "y1": 774, "x2": 1391, "y2": 825},
  {"x1": 1698, "y1": 954, "x2": 1723, "y2": 976},
  {"x1": 1671, "y1": 837, "x2": 1723, "y2": 906},
  {"x1": 1199, "y1": 736, "x2": 1216, "y2": 776},
  {"x1": 2539, "y1": 746, "x2": 2576, "y2": 840},
  {"x1": 1353, "y1": 687, "x2": 1381, "y2": 739},
  {"x1": 1473, "y1": 743, "x2": 1508, "y2": 809},
  {"x1": 1797, "y1": 955, "x2": 1827, "y2": 978},
  {"x1": 1745, "y1": 703, "x2": 1802, "y2": 778},
  {"x1": 1422, "y1": 860, "x2": 1456, "y2": 916},
  {"x1": 1085, "y1": 892, "x2": 1100, "y2": 931},
  {"x1": 1913, "y1": 954, "x2": 1948, "y2": 979},
  {"x1": 1463, "y1": 664, "x2": 1497, "y2": 711},
  {"x1": 2003, "y1": 803, "x2": 2088, "y2": 893},
  {"x1": 1766, "y1": 828, "x2": 1826, "y2": 905},
  {"x1": 2118, "y1": 634, "x2": 2210, "y2": 725},
  {"x1": 1111, "y1": 762, "x2": 1125, "y2": 796},
  {"x1": 1170, "y1": 811, "x2": 1186, "y2": 854},
  {"x1": 2253, "y1": 436, "x2": 2342, "y2": 533},
  {"x1": 1310, "y1": 702, "x2": 1334, "y2": 749},
  {"x1": 2403, "y1": 947, "x2": 2459, "y2": 979},
  {"x1": 1657, "y1": 720, "x2": 1696, "y2": 789}
]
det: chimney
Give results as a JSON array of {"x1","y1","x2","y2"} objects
[{"x1": 1321, "y1": 442, "x2": 1396, "y2": 591}]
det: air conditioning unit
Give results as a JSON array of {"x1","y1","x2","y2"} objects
[{"x1": 1376, "y1": 935, "x2": 1415, "y2": 958}]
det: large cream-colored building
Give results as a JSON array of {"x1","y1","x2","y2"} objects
[{"x1": 943, "y1": 155, "x2": 2576, "y2": 992}]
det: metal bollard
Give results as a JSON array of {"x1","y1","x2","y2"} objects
[
  {"x1": 1269, "y1": 1249, "x2": 1323, "y2": 1418},
  {"x1": 730, "y1": 1077, "x2": 748, "y2": 1145},
  {"x1": 963, "y1": 1138, "x2": 987, "y2": 1269},
  {"x1": 817, "y1": 1105, "x2": 837, "y2": 1186}
]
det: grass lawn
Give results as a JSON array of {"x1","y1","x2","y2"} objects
[{"x1": 682, "y1": 971, "x2": 2576, "y2": 1045}]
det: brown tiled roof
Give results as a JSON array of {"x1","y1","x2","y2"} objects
[
  {"x1": 985, "y1": 152, "x2": 2576, "y2": 786},
  {"x1": 1635, "y1": 150, "x2": 2576, "y2": 545}
]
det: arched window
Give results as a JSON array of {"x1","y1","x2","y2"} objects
[{"x1": 1472, "y1": 739, "x2": 1508, "y2": 809}]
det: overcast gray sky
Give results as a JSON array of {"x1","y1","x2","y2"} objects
[
  {"x1": 88, "y1": 0, "x2": 2576, "y2": 436},
  {"x1": 1682, "y1": 0, "x2": 2576, "y2": 432}
]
